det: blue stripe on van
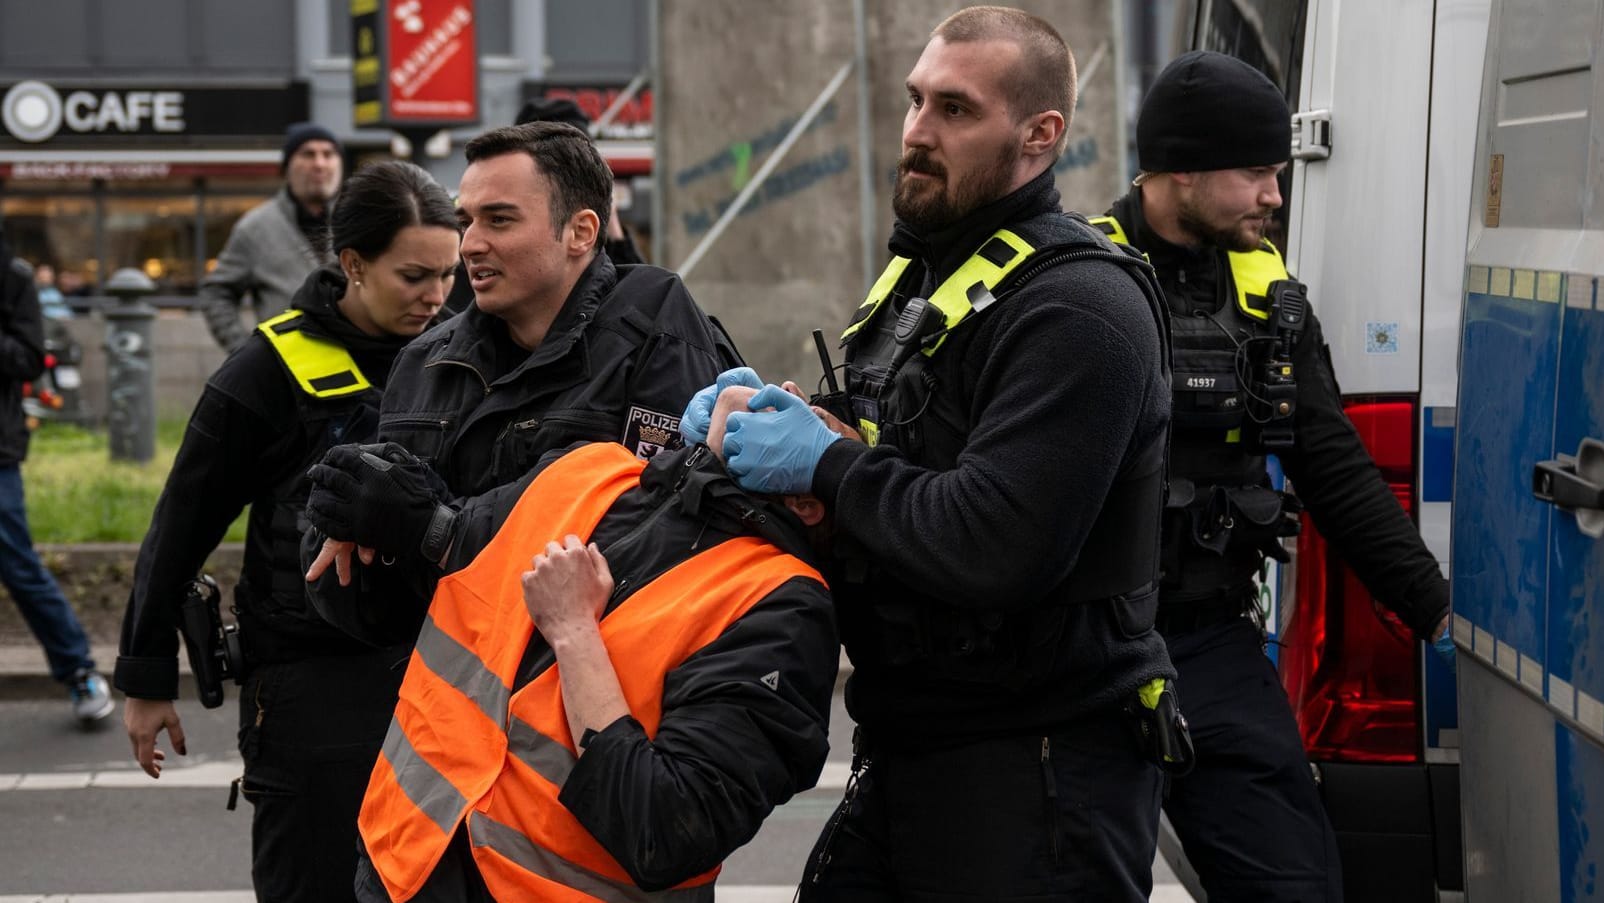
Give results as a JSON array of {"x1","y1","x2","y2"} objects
[{"x1": 1421, "y1": 406, "x2": 1455, "y2": 503}]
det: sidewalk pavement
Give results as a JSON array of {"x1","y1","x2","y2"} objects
[{"x1": 0, "y1": 643, "x2": 128, "y2": 701}]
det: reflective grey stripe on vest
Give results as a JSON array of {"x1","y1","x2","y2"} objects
[
  {"x1": 468, "y1": 811, "x2": 715, "y2": 903},
  {"x1": 414, "y1": 613, "x2": 511, "y2": 730},
  {"x1": 507, "y1": 715, "x2": 576, "y2": 788},
  {"x1": 380, "y1": 723, "x2": 467, "y2": 836}
]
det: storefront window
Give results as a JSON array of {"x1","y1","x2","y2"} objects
[
  {"x1": 1, "y1": 189, "x2": 97, "y2": 296},
  {"x1": 1, "y1": 174, "x2": 284, "y2": 296},
  {"x1": 103, "y1": 192, "x2": 198, "y2": 294}
]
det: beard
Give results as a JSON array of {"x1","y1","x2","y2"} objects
[
  {"x1": 1177, "y1": 195, "x2": 1273, "y2": 253},
  {"x1": 892, "y1": 141, "x2": 1021, "y2": 230}
]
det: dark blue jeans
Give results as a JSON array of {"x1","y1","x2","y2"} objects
[{"x1": 0, "y1": 464, "x2": 93, "y2": 682}]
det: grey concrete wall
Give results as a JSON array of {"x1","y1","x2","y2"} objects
[
  {"x1": 657, "y1": 0, "x2": 1124, "y2": 382},
  {"x1": 62, "y1": 312, "x2": 227, "y2": 425}
]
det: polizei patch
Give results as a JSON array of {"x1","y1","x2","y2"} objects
[{"x1": 623, "y1": 406, "x2": 682, "y2": 459}]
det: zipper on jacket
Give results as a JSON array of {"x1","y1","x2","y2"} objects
[
  {"x1": 1040, "y1": 737, "x2": 1061, "y2": 864},
  {"x1": 425, "y1": 357, "x2": 493, "y2": 397}
]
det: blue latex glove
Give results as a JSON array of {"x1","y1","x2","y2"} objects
[
  {"x1": 723, "y1": 384, "x2": 843, "y2": 494},
  {"x1": 679, "y1": 367, "x2": 763, "y2": 444},
  {"x1": 1433, "y1": 630, "x2": 1456, "y2": 672}
]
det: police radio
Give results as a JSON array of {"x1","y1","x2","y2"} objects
[
  {"x1": 1246, "y1": 279, "x2": 1308, "y2": 451},
  {"x1": 808, "y1": 329, "x2": 856, "y2": 426},
  {"x1": 178, "y1": 575, "x2": 245, "y2": 709}
]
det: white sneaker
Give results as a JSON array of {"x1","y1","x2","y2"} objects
[{"x1": 68, "y1": 668, "x2": 114, "y2": 723}]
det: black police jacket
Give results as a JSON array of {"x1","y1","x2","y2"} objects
[
  {"x1": 302, "y1": 252, "x2": 740, "y2": 623},
  {"x1": 815, "y1": 171, "x2": 1176, "y2": 747},
  {"x1": 1110, "y1": 189, "x2": 1449, "y2": 639},
  {"x1": 115, "y1": 266, "x2": 410, "y2": 699},
  {"x1": 312, "y1": 443, "x2": 838, "y2": 893},
  {"x1": 0, "y1": 239, "x2": 47, "y2": 467}
]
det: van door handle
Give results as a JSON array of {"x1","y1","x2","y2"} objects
[{"x1": 1534, "y1": 438, "x2": 1604, "y2": 538}]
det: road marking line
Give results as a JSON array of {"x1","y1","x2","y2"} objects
[{"x1": 0, "y1": 760, "x2": 240, "y2": 791}]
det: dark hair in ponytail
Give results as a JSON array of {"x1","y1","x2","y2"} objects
[{"x1": 326, "y1": 160, "x2": 457, "y2": 259}]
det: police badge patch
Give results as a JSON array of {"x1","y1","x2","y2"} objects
[{"x1": 623, "y1": 406, "x2": 682, "y2": 459}]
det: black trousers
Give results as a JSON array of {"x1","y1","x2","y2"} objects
[
  {"x1": 1162, "y1": 617, "x2": 1344, "y2": 902},
  {"x1": 237, "y1": 646, "x2": 406, "y2": 903},
  {"x1": 799, "y1": 711, "x2": 1162, "y2": 902}
]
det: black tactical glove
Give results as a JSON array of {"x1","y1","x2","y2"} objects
[{"x1": 305, "y1": 442, "x2": 458, "y2": 563}]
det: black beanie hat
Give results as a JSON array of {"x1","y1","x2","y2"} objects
[
  {"x1": 515, "y1": 97, "x2": 591, "y2": 131},
  {"x1": 1137, "y1": 51, "x2": 1291, "y2": 173},
  {"x1": 281, "y1": 122, "x2": 341, "y2": 172}
]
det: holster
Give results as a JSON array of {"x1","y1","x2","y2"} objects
[
  {"x1": 1125, "y1": 678, "x2": 1196, "y2": 776},
  {"x1": 1167, "y1": 479, "x2": 1302, "y2": 565}
]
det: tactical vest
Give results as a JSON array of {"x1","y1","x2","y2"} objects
[
  {"x1": 238, "y1": 310, "x2": 381, "y2": 660},
  {"x1": 360, "y1": 442, "x2": 823, "y2": 903},
  {"x1": 836, "y1": 213, "x2": 1171, "y2": 678},
  {"x1": 1090, "y1": 215, "x2": 1303, "y2": 598}
]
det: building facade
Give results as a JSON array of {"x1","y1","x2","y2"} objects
[{"x1": 0, "y1": 0, "x2": 652, "y2": 295}]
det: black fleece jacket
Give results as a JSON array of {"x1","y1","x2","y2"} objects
[
  {"x1": 0, "y1": 239, "x2": 47, "y2": 467},
  {"x1": 813, "y1": 171, "x2": 1174, "y2": 744},
  {"x1": 115, "y1": 266, "x2": 411, "y2": 699},
  {"x1": 1110, "y1": 189, "x2": 1449, "y2": 639}
]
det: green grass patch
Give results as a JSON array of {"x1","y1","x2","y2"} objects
[{"x1": 21, "y1": 419, "x2": 248, "y2": 543}]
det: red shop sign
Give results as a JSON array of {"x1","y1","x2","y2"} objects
[{"x1": 353, "y1": 0, "x2": 480, "y2": 129}]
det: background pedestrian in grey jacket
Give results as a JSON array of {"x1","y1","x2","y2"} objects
[{"x1": 200, "y1": 122, "x2": 343, "y2": 351}]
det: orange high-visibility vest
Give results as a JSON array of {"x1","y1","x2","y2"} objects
[{"x1": 359, "y1": 442, "x2": 824, "y2": 903}]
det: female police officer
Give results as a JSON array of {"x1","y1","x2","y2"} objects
[{"x1": 114, "y1": 161, "x2": 461, "y2": 902}]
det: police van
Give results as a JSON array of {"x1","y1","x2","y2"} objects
[
  {"x1": 1158, "y1": 0, "x2": 1491, "y2": 899},
  {"x1": 1449, "y1": 0, "x2": 1604, "y2": 899}
]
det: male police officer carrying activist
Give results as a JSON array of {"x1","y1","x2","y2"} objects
[
  {"x1": 682, "y1": 7, "x2": 1181, "y2": 900},
  {"x1": 1095, "y1": 51, "x2": 1452, "y2": 902},
  {"x1": 302, "y1": 122, "x2": 739, "y2": 632}
]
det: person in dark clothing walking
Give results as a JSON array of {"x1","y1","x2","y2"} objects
[
  {"x1": 302, "y1": 122, "x2": 737, "y2": 606},
  {"x1": 682, "y1": 8, "x2": 1178, "y2": 900},
  {"x1": 1094, "y1": 50, "x2": 1452, "y2": 903},
  {"x1": 0, "y1": 232, "x2": 112, "y2": 725},
  {"x1": 116, "y1": 161, "x2": 461, "y2": 903}
]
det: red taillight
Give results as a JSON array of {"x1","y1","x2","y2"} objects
[{"x1": 1278, "y1": 397, "x2": 1422, "y2": 763}]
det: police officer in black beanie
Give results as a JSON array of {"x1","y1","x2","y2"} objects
[{"x1": 1091, "y1": 51, "x2": 1451, "y2": 902}]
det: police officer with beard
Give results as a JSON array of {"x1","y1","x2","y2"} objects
[
  {"x1": 1092, "y1": 51, "x2": 1452, "y2": 902},
  {"x1": 683, "y1": 7, "x2": 1180, "y2": 900}
]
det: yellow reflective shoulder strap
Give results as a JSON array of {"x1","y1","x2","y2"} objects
[
  {"x1": 841, "y1": 257, "x2": 914, "y2": 343},
  {"x1": 920, "y1": 228, "x2": 1036, "y2": 356},
  {"x1": 1225, "y1": 240, "x2": 1290, "y2": 322},
  {"x1": 1088, "y1": 215, "x2": 1130, "y2": 246},
  {"x1": 257, "y1": 310, "x2": 373, "y2": 399}
]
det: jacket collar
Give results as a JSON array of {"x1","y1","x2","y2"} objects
[
  {"x1": 433, "y1": 251, "x2": 618, "y2": 381},
  {"x1": 641, "y1": 444, "x2": 819, "y2": 565},
  {"x1": 287, "y1": 264, "x2": 407, "y2": 353},
  {"x1": 1110, "y1": 187, "x2": 1219, "y2": 276},
  {"x1": 891, "y1": 169, "x2": 1062, "y2": 285}
]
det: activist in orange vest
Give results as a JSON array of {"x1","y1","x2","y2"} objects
[{"x1": 319, "y1": 387, "x2": 841, "y2": 903}]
